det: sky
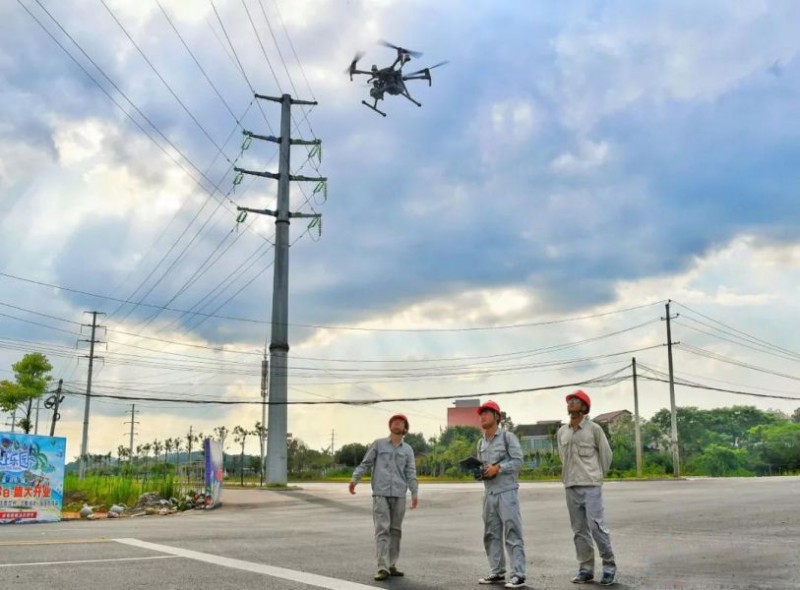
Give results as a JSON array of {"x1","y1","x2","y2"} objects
[{"x1": 1, "y1": 0, "x2": 800, "y2": 462}]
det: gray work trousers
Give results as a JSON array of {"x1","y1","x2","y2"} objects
[
  {"x1": 483, "y1": 489, "x2": 526, "y2": 578},
  {"x1": 373, "y1": 495, "x2": 406, "y2": 571},
  {"x1": 565, "y1": 486, "x2": 616, "y2": 575}
]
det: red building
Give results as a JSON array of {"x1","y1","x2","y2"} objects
[{"x1": 447, "y1": 399, "x2": 482, "y2": 428}]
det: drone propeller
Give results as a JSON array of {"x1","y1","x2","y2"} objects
[
  {"x1": 378, "y1": 39, "x2": 423, "y2": 59},
  {"x1": 344, "y1": 51, "x2": 365, "y2": 79},
  {"x1": 404, "y1": 61, "x2": 449, "y2": 77}
]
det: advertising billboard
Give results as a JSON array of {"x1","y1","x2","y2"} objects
[{"x1": 0, "y1": 432, "x2": 67, "y2": 524}]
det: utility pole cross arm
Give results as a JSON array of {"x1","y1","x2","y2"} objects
[
  {"x1": 289, "y1": 174, "x2": 327, "y2": 182},
  {"x1": 254, "y1": 93, "x2": 317, "y2": 106},
  {"x1": 234, "y1": 166, "x2": 279, "y2": 181},
  {"x1": 237, "y1": 206, "x2": 277, "y2": 217},
  {"x1": 243, "y1": 133, "x2": 320, "y2": 147}
]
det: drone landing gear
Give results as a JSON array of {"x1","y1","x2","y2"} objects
[
  {"x1": 402, "y1": 93, "x2": 422, "y2": 107},
  {"x1": 362, "y1": 100, "x2": 387, "y2": 117}
]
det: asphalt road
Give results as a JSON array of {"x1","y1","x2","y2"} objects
[{"x1": 1, "y1": 477, "x2": 798, "y2": 590}]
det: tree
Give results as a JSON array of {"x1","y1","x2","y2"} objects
[
  {"x1": 747, "y1": 422, "x2": 800, "y2": 474},
  {"x1": 500, "y1": 411, "x2": 515, "y2": 432},
  {"x1": 792, "y1": 407, "x2": 800, "y2": 424},
  {"x1": 607, "y1": 415, "x2": 636, "y2": 473},
  {"x1": 164, "y1": 438, "x2": 173, "y2": 466},
  {"x1": 403, "y1": 432, "x2": 430, "y2": 455},
  {"x1": 233, "y1": 425, "x2": 253, "y2": 486},
  {"x1": 152, "y1": 439, "x2": 164, "y2": 465},
  {"x1": 439, "y1": 425, "x2": 482, "y2": 448},
  {"x1": 172, "y1": 437, "x2": 183, "y2": 471},
  {"x1": 0, "y1": 353, "x2": 53, "y2": 433},
  {"x1": 334, "y1": 442, "x2": 369, "y2": 467},
  {"x1": 686, "y1": 444, "x2": 751, "y2": 477}
]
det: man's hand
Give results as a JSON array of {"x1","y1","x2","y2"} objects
[
  {"x1": 482, "y1": 464, "x2": 500, "y2": 479},
  {"x1": 411, "y1": 496, "x2": 418, "y2": 509},
  {"x1": 348, "y1": 481, "x2": 357, "y2": 495}
]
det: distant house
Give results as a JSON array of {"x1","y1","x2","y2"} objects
[
  {"x1": 592, "y1": 410, "x2": 632, "y2": 427},
  {"x1": 516, "y1": 420, "x2": 563, "y2": 457}
]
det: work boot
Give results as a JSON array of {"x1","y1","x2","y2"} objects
[
  {"x1": 389, "y1": 566, "x2": 404, "y2": 576},
  {"x1": 374, "y1": 569, "x2": 390, "y2": 581}
]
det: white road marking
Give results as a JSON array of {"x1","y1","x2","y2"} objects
[
  {"x1": 115, "y1": 538, "x2": 383, "y2": 590},
  {"x1": 0, "y1": 555, "x2": 176, "y2": 568}
]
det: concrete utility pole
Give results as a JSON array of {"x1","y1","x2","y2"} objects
[
  {"x1": 663, "y1": 301, "x2": 681, "y2": 476},
  {"x1": 330, "y1": 429, "x2": 335, "y2": 456},
  {"x1": 631, "y1": 357, "x2": 643, "y2": 478},
  {"x1": 79, "y1": 311, "x2": 105, "y2": 480},
  {"x1": 124, "y1": 404, "x2": 139, "y2": 462},
  {"x1": 235, "y1": 93, "x2": 326, "y2": 485},
  {"x1": 260, "y1": 353, "x2": 268, "y2": 486}
]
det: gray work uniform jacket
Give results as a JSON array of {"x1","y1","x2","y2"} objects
[
  {"x1": 477, "y1": 428, "x2": 524, "y2": 495},
  {"x1": 352, "y1": 437, "x2": 419, "y2": 499},
  {"x1": 557, "y1": 417, "x2": 613, "y2": 487}
]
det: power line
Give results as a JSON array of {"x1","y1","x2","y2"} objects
[
  {"x1": 672, "y1": 300, "x2": 800, "y2": 359},
  {"x1": 24, "y1": 0, "x2": 225, "y2": 197},
  {"x1": 678, "y1": 342, "x2": 800, "y2": 383},
  {"x1": 0, "y1": 274, "x2": 665, "y2": 332},
  {"x1": 61, "y1": 366, "x2": 630, "y2": 406},
  {"x1": 100, "y1": 0, "x2": 235, "y2": 162},
  {"x1": 155, "y1": 0, "x2": 240, "y2": 122},
  {"x1": 638, "y1": 374, "x2": 800, "y2": 402}
]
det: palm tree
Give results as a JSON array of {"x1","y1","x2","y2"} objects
[
  {"x1": 152, "y1": 439, "x2": 164, "y2": 465},
  {"x1": 233, "y1": 426, "x2": 253, "y2": 486},
  {"x1": 164, "y1": 438, "x2": 173, "y2": 467},
  {"x1": 172, "y1": 437, "x2": 183, "y2": 472},
  {"x1": 141, "y1": 443, "x2": 152, "y2": 469}
]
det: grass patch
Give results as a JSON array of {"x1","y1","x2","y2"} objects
[{"x1": 63, "y1": 474, "x2": 179, "y2": 511}]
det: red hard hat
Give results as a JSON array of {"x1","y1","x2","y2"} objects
[
  {"x1": 477, "y1": 400, "x2": 501, "y2": 415},
  {"x1": 566, "y1": 390, "x2": 591, "y2": 411},
  {"x1": 389, "y1": 413, "x2": 409, "y2": 433}
]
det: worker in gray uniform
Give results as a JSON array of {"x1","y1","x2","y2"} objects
[
  {"x1": 557, "y1": 390, "x2": 616, "y2": 586},
  {"x1": 476, "y1": 400, "x2": 527, "y2": 589},
  {"x1": 349, "y1": 413, "x2": 419, "y2": 581}
]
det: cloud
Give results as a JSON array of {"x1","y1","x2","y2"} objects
[{"x1": 2, "y1": 1, "x2": 800, "y2": 459}]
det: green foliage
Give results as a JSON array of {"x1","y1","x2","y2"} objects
[
  {"x1": 438, "y1": 425, "x2": 482, "y2": 448},
  {"x1": 334, "y1": 442, "x2": 369, "y2": 467},
  {"x1": 650, "y1": 406, "x2": 782, "y2": 457},
  {"x1": 0, "y1": 353, "x2": 53, "y2": 432},
  {"x1": 746, "y1": 421, "x2": 800, "y2": 474},
  {"x1": 607, "y1": 415, "x2": 637, "y2": 472},
  {"x1": 287, "y1": 437, "x2": 332, "y2": 474},
  {"x1": 402, "y1": 432, "x2": 430, "y2": 454},
  {"x1": 686, "y1": 444, "x2": 752, "y2": 476}
]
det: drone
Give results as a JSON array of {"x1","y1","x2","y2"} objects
[{"x1": 346, "y1": 40, "x2": 448, "y2": 117}]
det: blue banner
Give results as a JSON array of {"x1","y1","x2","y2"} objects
[{"x1": 0, "y1": 432, "x2": 66, "y2": 524}]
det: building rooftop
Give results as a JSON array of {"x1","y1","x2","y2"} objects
[{"x1": 593, "y1": 410, "x2": 632, "y2": 424}]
